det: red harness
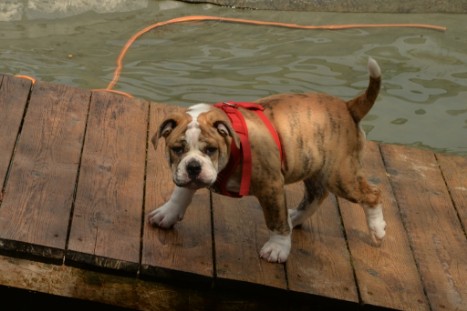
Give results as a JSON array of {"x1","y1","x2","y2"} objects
[{"x1": 213, "y1": 102, "x2": 284, "y2": 197}]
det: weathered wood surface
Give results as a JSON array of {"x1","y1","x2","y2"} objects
[
  {"x1": 0, "y1": 76, "x2": 31, "y2": 189},
  {"x1": 67, "y1": 92, "x2": 148, "y2": 271},
  {"x1": 0, "y1": 79, "x2": 89, "y2": 260},
  {"x1": 436, "y1": 153, "x2": 467, "y2": 231},
  {"x1": 339, "y1": 142, "x2": 430, "y2": 310},
  {"x1": 212, "y1": 193, "x2": 288, "y2": 289},
  {"x1": 286, "y1": 185, "x2": 358, "y2": 302},
  {"x1": 381, "y1": 145, "x2": 467, "y2": 311},
  {"x1": 0, "y1": 75, "x2": 466, "y2": 310}
]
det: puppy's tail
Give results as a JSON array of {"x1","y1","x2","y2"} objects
[{"x1": 346, "y1": 58, "x2": 381, "y2": 123}]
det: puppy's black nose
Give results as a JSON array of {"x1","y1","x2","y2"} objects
[{"x1": 186, "y1": 160, "x2": 202, "y2": 178}]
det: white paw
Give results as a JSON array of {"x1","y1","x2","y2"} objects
[
  {"x1": 369, "y1": 218, "x2": 387, "y2": 245},
  {"x1": 259, "y1": 233, "x2": 291, "y2": 263},
  {"x1": 148, "y1": 203, "x2": 183, "y2": 229},
  {"x1": 364, "y1": 204, "x2": 386, "y2": 245}
]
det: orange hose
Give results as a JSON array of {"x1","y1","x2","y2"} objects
[
  {"x1": 15, "y1": 75, "x2": 37, "y2": 84},
  {"x1": 92, "y1": 88, "x2": 133, "y2": 98},
  {"x1": 105, "y1": 15, "x2": 447, "y2": 92}
]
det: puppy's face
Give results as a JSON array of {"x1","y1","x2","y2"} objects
[{"x1": 152, "y1": 107, "x2": 239, "y2": 190}]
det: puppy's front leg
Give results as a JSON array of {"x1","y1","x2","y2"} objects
[
  {"x1": 257, "y1": 188, "x2": 292, "y2": 263},
  {"x1": 148, "y1": 186, "x2": 195, "y2": 229}
]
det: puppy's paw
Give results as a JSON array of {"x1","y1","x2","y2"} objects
[
  {"x1": 369, "y1": 218, "x2": 387, "y2": 246},
  {"x1": 148, "y1": 203, "x2": 183, "y2": 229},
  {"x1": 259, "y1": 234, "x2": 291, "y2": 263},
  {"x1": 364, "y1": 204, "x2": 387, "y2": 246}
]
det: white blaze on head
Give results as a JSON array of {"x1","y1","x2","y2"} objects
[
  {"x1": 185, "y1": 103, "x2": 212, "y2": 148},
  {"x1": 173, "y1": 103, "x2": 217, "y2": 186},
  {"x1": 187, "y1": 103, "x2": 211, "y2": 119}
]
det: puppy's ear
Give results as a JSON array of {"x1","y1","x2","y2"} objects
[
  {"x1": 152, "y1": 113, "x2": 184, "y2": 150},
  {"x1": 214, "y1": 120, "x2": 240, "y2": 149}
]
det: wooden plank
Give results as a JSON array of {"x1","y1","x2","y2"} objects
[
  {"x1": 0, "y1": 81, "x2": 90, "y2": 260},
  {"x1": 381, "y1": 144, "x2": 467, "y2": 311},
  {"x1": 0, "y1": 254, "x2": 347, "y2": 311},
  {"x1": 0, "y1": 75, "x2": 31, "y2": 189},
  {"x1": 67, "y1": 92, "x2": 148, "y2": 272},
  {"x1": 286, "y1": 185, "x2": 358, "y2": 302},
  {"x1": 338, "y1": 142, "x2": 429, "y2": 310},
  {"x1": 0, "y1": 254, "x2": 199, "y2": 310},
  {"x1": 141, "y1": 104, "x2": 213, "y2": 281},
  {"x1": 212, "y1": 193, "x2": 287, "y2": 289},
  {"x1": 436, "y1": 153, "x2": 467, "y2": 230}
]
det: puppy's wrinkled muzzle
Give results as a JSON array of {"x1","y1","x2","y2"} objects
[
  {"x1": 175, "y1": 179, "x2": 212, "y2": 190},
  {"x1": 186, "y1": 160, "x2": 202, "y2": 179},
  {"x1": 173, "y1": 159, "x2": 215, "y2": 190}
]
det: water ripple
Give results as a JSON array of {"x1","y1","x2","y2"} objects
[{"x1": 0, "y1": 5, "x2": 466, "y2": 154}]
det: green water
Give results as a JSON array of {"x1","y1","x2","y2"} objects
[{"x1": 1, "y1": 1, "x2": 466, "y2": 155}]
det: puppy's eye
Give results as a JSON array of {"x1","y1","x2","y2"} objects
[
  {"x1": 171, "y1": 146, "x2": 184, "y2": 155},
  {"x1": 204, "y1": 146, "x2": 218, "y2": 156}
]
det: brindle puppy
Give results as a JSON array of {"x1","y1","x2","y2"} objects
[{"x1": 149, "y1": 58, "x2": 386, "y2": 263}]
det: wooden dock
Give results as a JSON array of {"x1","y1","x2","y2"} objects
[{"x1": 0, "y1": 74, "x2": 466, "y2": 310}]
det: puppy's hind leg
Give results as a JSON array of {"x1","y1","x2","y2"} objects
[
  {"x1": 289, "y1": 176, "x2": 329, "y2": 228},
  {"x1": 332, "y1": 172, "x2": 386, "y2": 245}
]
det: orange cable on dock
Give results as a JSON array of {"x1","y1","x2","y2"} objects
[
  {"x1": 15, "y1": 75, "x2": 36, "y2": 85},
  {"x1": 92, "y1": 88, "x2": 133, "y2": 98}
]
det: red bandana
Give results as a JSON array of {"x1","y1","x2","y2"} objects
[{"x1": 213, "y1": 102, "x2": 284, "y2": 197}]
